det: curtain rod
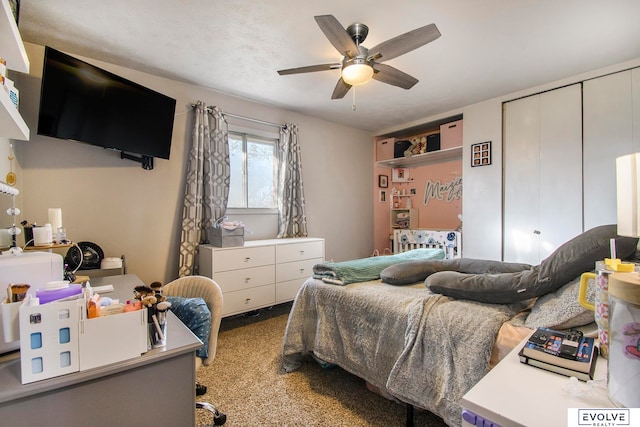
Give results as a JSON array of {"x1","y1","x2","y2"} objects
[{"x1": 190, "y1": 103, "x2": 286, "y2": 130}]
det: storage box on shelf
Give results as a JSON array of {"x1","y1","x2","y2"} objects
[
  {"x1": 440, "y1": 119, "x2": 462, "y2": 150},
  {"x1": 376, "y1": 118, "x2": 463, "y2": 168},
  {"x1": 198, "y1": 238, "x2": 324, "y2": 316}
]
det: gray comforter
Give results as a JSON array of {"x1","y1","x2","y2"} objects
[{"x1": 282, "y1": 278, "x2": 523, "y2": 426}]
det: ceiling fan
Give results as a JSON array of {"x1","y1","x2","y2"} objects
[{"x1": 277, "y1": 15, "x2": 441, "y2": 99}]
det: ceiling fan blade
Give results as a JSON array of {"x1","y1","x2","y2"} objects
[
  {"x1": 372, "y1": 63, "x2": 419, "y2": 89},
  {"x1": 278, "y1": 63, "x2": 342, "y2": 75},
  {"x1": 315, "y1": 15, "x2": 359, "y2": 58},
  {"x1": 331, "y1": 78, "x2": 352, "y2": 99},
  {"x1": 368, "y1": 23, "x2": 441, "y2": 63}
]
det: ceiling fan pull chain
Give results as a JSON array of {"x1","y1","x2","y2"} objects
[{"x1": 352, "y1": 86, "x2": 357, "y2": 111}]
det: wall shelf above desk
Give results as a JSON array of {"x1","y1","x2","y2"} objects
[
  {"x1": 0, "y1": 1, "x2": 29, "y2": 73},
  {"x1": 376, "y1": 146, "x2": 462, "y2": 168},
  {"x1": 0, "y1": 0, "x2": 30, "y2": 141}
]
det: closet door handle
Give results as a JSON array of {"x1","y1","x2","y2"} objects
[{"x1": 533, "y1": 230, "x2": 541, "y2": 235}]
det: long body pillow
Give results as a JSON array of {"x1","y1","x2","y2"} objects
[
  {"x1": 425, "y1": 225, "x2": 638, "y2": 303},
  {"x1": 381, "y1": 258, "x2": 532, "y2": 286}
]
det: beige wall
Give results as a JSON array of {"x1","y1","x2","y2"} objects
[{"x1": 10, "y1": 43, "x2": 373, "y2": 284}]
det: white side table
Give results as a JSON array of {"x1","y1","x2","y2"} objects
[{"x1": 461, "y1": 335, "x2": 612, "y2": 427}]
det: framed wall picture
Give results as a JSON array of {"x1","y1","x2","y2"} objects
[
  {"x1": 471, "y1": 141, "x2": 492, "y2": 167},
  {"x1": 379, "y1": 190, "x2": 387, "y2": 203},
  {"x1": 392, "y1": 167, "x2": 410, "y2": 182},
  {"x1": 378, "y1": 174, "x2": 388, "y2": 188}
]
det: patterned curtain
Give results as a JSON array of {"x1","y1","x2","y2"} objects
[
  {"x1": 178, "y1": 102, "x2": 230, "y2": 276},
  {"x1": 277, "y1": 124, "x2": 308, "y2": 238}
]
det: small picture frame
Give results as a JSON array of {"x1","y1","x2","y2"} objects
[
  {"x1": 392, "y1": 167, "x2": 410, "y2": 182},
  {"x1": 471, "y1": 141, "x2": 492, "y2": 167},
  {"x1": 378, "y1": 174, "x2": 388, "y2": 188},
  {"x1": 379, "y1": 190, "x2": 387, "y2": 203}
]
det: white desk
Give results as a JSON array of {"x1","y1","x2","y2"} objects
[
  {"x1": 0, "y1": 274, "x2": 202, "y2": 427},
  {"x1": 461, "y1": 336, "x2": 612, "y2": 427}
]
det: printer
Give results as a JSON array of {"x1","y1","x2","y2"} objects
[{"x1": 0, "y1": 251, "x2": 64, "y2": 354}]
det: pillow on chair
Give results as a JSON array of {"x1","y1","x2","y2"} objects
[{"x1": 166, "y1": 296, "x2": 212, "y2": 359}]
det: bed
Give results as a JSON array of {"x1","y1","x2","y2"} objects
[{"x1": 282, "y1": 225, "x2": 639, "y2": 426}]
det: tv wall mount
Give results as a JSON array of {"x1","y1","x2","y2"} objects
[{"x1": 120, "y1": 151, "x2": 154, "y2": 170}]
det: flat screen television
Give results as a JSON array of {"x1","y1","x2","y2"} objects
[{"x1": 37, "y1": 46, "x2": 176, "y2": 169}]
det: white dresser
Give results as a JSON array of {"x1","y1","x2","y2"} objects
[{"x1": 198, "y1": 238, "x2": 324, "y2": 317}]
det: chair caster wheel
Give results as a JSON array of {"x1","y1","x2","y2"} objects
[
  {"x1": 197, "y1": 402, "x2": 226, "y2": 426},
  {"x1": 214, "y1": 412, "x2": 227, "y2": 425}
]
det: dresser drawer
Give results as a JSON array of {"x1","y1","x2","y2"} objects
[
  {"x1": 213, "y1": 246, "x2": 275, "y2": 272},
  {"x1": 276, "y1": 240, "x2": 324, "y2": 263},
  {"x1": 276, "y1": 258, "x2": 320, "y2": 283},
  {"x1": 222, "y1": 284, "x2": 275, "y2": 316},
  {"x1": 214, "y1": 265, "x2": 275, "y2": 293},
  {"x1": 276, "y1": 278, "x2": 306, "y2": 303}
]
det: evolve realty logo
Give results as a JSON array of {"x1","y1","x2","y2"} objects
[{"x1": 570, "y1": 409, "x2": 631, "y2": 427}]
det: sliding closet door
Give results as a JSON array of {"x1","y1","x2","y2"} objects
[
  {"x1": 583, "y1": 69, "x2": 637, "y2": 230},
  {"x1": 503, "y1": 84, "x2": 582, "y2": 264},
  {"x1": 503, "y1": 95, "x2": 540, "y2": 264}
]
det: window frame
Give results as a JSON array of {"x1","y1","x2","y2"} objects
[{"x1": 226, "y1": 125, "x2": 279, "y2": 214}]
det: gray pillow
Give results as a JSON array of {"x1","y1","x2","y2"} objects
[
  {"x1": 381, "y1": 258, "x2": 532, "y2": 286},
  {"x1": 525, "y1": 275, "x2": 595, "y2": 330},
  {"x1": 426, "y1": 269, "x2": 537, "y2": 303},
  {"x1": 381, "y1": 260, "x2": 456, "y2": 285},
  {"x1": 537, "y1": 224, "x2": 638, "y2": 288}
]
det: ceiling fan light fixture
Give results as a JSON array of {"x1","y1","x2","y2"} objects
[{"x1": 341, "y1": 61, "x2": 374, "y2": 86}]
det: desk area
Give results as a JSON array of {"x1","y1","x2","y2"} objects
[{"x1": 0, "y1": 274, "x2": 202, "y2": 427}]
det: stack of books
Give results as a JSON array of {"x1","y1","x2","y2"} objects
[{"x1": 518, "y1": 327, "x2": 598, "y2": 381}]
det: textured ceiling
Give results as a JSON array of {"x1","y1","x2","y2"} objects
[{"x1": 18, "y1": 0, "x2": 640, "y2": 133}]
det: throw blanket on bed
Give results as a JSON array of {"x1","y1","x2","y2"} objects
[
  {"x1": 386, "y1": 297, "x2": 515, "y2": 426},
  {"x1": 282, "y1": 278, "x2": 520, "y2": 427},
  {"x1": 312, "y1": 248, "x2": 445, "y2": 285}
]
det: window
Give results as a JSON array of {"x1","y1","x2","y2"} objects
[{"x1": 227, "y1": 131, "x2": 278, "y2": 209}]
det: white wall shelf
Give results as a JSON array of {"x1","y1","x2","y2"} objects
[
  {"x1": 0, "y1": 0, "x2": 29, "y2": 73},
  {"x1": 0, "y1": 87, "x2": 28, "y2": 140},
  {"x1": 0, "y1": 0, "x2": 30, "y2": 141},
  {"x1": 376, "y1": 146, "x2": 462, "y2": 168}
]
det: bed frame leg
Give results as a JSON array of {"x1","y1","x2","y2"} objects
[{"x1": 406, "y1": 403, "x2": 414, "y2": 427}]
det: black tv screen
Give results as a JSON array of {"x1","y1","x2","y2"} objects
[{"x1": 37, "y1": 46, "x2": 176, "y2": 161}]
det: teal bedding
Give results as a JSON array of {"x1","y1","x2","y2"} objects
[{"x1": 312, "y1": 248, "x2": 445, "y2": 285}]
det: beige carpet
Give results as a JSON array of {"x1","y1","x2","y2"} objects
[{"x1": 195, "y1": 303, "x2": 448, "y2": 427}]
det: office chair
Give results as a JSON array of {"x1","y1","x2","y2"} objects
[{"x1": 163, "y1": 275, "x2": 226, "y2": 426}]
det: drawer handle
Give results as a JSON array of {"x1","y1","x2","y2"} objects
[
  {"x1": 244, "y1": 298, "x2": 251, "y2": 304},
  {"x1": 299, "y1": 268, "x2": 305, "y2": 273},
  {"x1": 533, "y1": 230, "x2": 541, "y2": 235},
  {"x1": 299, "y1": 250, "x2": 305, "y2": 254},
  {"x1": 244, "y1": 277, "x2": 251, "y2": 283},
  {"x1": 244, "y1": 257, "x2": 251, "y2": 262}
]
